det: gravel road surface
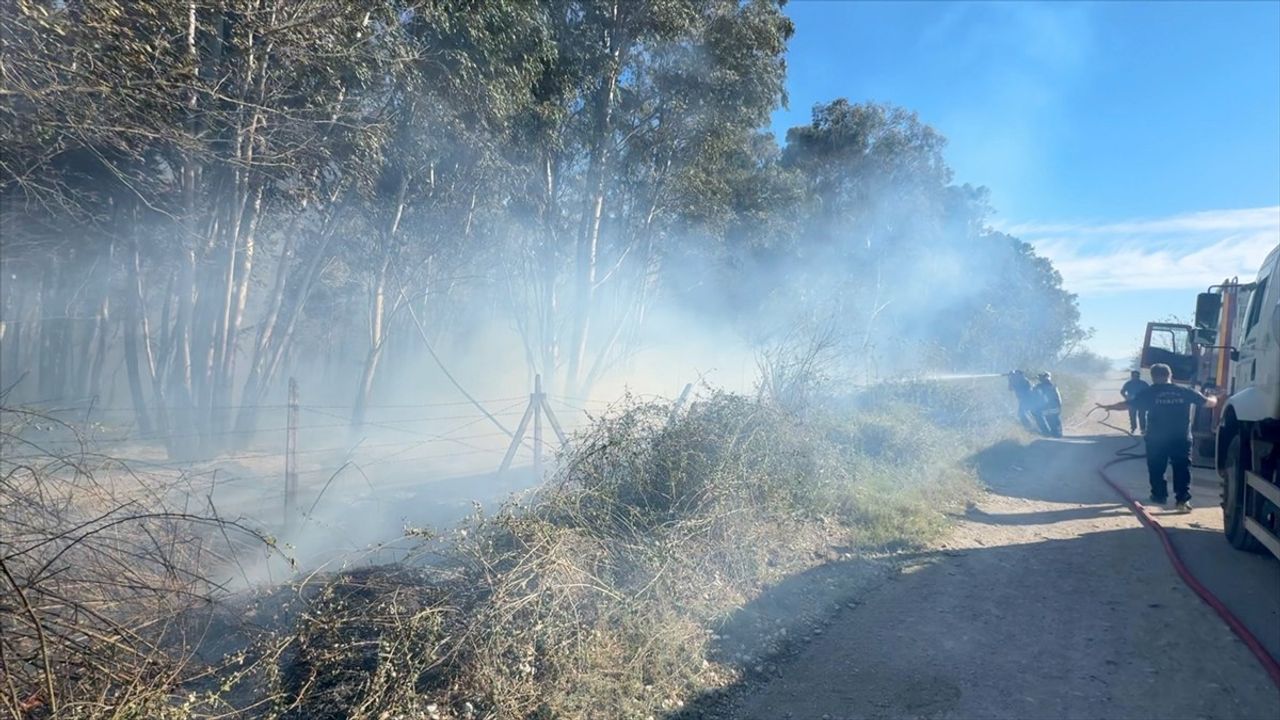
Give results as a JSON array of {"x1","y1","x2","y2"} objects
[{"x1": 685, "y1": 378, "x2": 1280, "y2": 720}]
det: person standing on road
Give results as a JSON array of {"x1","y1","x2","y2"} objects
[
  {"x1": 1096, "y1": 362, "x2": 1216, "y2": 513},
  {"x1": 1007, "y1": 370, "x2": 1037, "y2": 431},
  {"x1": 1034, "y1": 372, "x2": 1063, "y2": 437},
  {"x1": 1120, "y1": 370, "x2": 1150, "y2": 434}
]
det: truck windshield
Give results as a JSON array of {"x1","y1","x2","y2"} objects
[{"x1": 1149, "y1": 326, "x2": 1190, "y2": 356}]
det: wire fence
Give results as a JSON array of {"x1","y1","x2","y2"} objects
[{"x1": 0, "y1": 384, "x2": 626, "y2": 530}]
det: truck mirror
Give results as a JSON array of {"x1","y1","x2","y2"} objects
[{"x1": 1193, "y1": 293, "x2": 1221, "y2": 346}]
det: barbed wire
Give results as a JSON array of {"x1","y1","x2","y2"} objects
[
  {"x1": 4, "y1": 395, "x2": 530, "y2": 413},
  {"x1": 2, "y1": 390, "x2": 589, "y2": 498},
  {"x1": 19, "y1": 405, "x2": 532, "y2": 446}
]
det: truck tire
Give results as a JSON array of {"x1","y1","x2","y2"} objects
[{"x1": 1223, "y1": 434, "x2": 1265, "y2": 553}]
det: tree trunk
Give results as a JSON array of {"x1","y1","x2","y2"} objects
[
  {"x1": 541, "y1": 154, "x2": 561, "y2": 387},
  {"x1": 1, "y1": 273, "x2": 26, "y2": 400},
  {"x1": 87, "y1": 294, "x2": 111, "y2": 402},
  {"x1": 123, "y1": 276, "x2": 155, "y2": 436},
  {"x1": 82, "y1": 241, "x2": 116, "y2": 401},
  {"x1": 130, "y1": 245, "x2": 173, "y2": 448},
  {"x1": 36, "y1": 267, "x2": 59, "y2": 400},
  {"x1": 351, "y1": 178, "x2": 408, "y2": 432},
  {"x1": 234, "y1": 213, "x2": 337, "y2": 443},
  {"x1": 206, "y1": 196, "x2": 239, "y2": 437},
  {"x1": 351, "y1": 256, "x2": 390, "y2": 433},
  {"x1": 212, "y1": 183, "x2": 262, "y2": 445},
  {"x1": 168, "y1": 247, "x2": 198, "y2": 440},
  {"x1": 566, "y1": 17, "x2": 624, "y2": 394},
  {"x1": 232, "y1": 232, "x2": 294, "y2": 444},
  {"x1": 261, "y1": 236, "x2": 330, "y2": 392},
  {"x1": 155, "y1": 274, "x2": 175, "y2": 385}
]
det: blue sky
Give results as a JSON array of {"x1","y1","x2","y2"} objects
[{"x1": 772, "y1": 1, "x2": 1280, "y2": 359}]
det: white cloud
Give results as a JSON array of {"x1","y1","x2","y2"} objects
[
  {"x1": 1006, "y1": 206, "x2": 1279, "y2": 294},
  {"x1": 1006, "y1": 206, "x2": 1280, "y2": 238}
]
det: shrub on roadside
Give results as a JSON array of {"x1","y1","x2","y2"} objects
[
  {"x1": 4, "y1": 377, "x2": 1015, "y2": 720},
  {"x1": 271, "y1": 384, "x2": 1000, "y2": 719}
]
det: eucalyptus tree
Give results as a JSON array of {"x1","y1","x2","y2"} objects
[
  {"x1": 504, "y1": 0, "x2": 793, "y2": 395},
  {"x1": 3, "y1": 1, "x2": 419, "y2": 453},
  {"x1": 775, "y1": 99, "x2": 1081, "y2": 373},
  {"x1": 342, "y1": 1, "x2": 554, "y2": 431}
]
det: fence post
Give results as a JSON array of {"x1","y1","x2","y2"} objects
[
  {"x1": 284, "y1": 377, "x2": 298, "y2": 531},
  {"x1": 669, "y1": 382, "x2": 693, "y2": 424},
  {"x1": 532, "y1": 373, "x2": 543, "y2": 477}
]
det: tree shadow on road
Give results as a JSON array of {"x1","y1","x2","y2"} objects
[
  {"x1": 969, "y1": 435, "x2": 1137, "y2": 505},
  {"x1": 963, "y1": 503, "x2": 1128, "y2": 526}
]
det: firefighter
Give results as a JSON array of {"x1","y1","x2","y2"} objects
[
  {"x1": 1096, "y1": 362, "x2": 1216, "y2": 513},
  {"x1": 1007, "y1": 370, "x2": 1036, "y2": 430},
  {"x1": 1034, "y1": 372, "x2": 1063, "y2": 437},
  {"x1": 1120, "y1": 369, "x2": 1150, "y2": 434}
]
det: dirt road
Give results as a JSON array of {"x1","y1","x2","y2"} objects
[{"x1": 684, "y1": 378, "x2": 1280, "y2": 720}]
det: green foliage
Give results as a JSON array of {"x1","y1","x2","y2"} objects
[
  {"x1": 727, "y1": 99, "x2": 1087, "y2": 372},
  {"x1": 2, "y1": 1, "x2": 1087, "y2": 418}
]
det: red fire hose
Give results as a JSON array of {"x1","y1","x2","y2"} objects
[{"x1": 1090, "y1": 411, "x2": 1280, "y2": 689}]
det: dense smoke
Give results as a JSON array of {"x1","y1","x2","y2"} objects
[
  {"x1": 0, "y1": 1, "x2": 1084, "y2": 538},
  {"x1": 0, "y1": 7, "x2": 1109, "y2": 716}
]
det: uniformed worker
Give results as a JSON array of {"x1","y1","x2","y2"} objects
[
  {"x1": 1097, "y1": 362, "x2": 1216, "y2": 514},
  {"x1": 1120, "y1": 369, "x2": 1150, "y2": 434},
  {"x1": 1007, "y1": 370, "x2": 1036, "y2": 431},
  {"x1": 1034, "y1": 372, "x2": 1063, "y2": 437}
]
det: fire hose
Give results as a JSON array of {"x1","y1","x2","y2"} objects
[{"x1": 1086, "y1": 407, "x2": 1280, "y2": 689}]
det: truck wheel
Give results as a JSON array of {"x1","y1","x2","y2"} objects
[{"x1": 1223, "y1": 434, "x2": 1264, "y2": 553}]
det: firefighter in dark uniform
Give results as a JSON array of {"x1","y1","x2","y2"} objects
[
  {"x1": 1120, "y1": 370, "x2": 1150, "y2": 434},
  {"x1": 1097, "y1": 362, "x2": 1216, "y2": 513},
  {"x1": 1007, "y1": 370, "x2": 1036, "y2": 431},
  {"x1": 1034, "y1": 371, "x2": 1063, "y2": 437}
]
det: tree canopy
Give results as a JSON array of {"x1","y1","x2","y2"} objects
[{"x1": 0, "y1": 0, "x2": 1086, "y2": 454}]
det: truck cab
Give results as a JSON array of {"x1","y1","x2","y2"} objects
[
  {"x1": 1140, "y1": 322, "x2": 1199, "y2": 383},
  {"x1": 1139, "y1": 321, "x2": 1219, "y2": 464},
  {"x1": 1211, "y1": 244, "x2": 1280, "y2": 558}
]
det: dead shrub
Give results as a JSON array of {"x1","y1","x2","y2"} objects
[
  {"x1": 0, "y1": 407, "x2": 284, "y2": 719},
  {"x1": 3, "y1": 375, "x2": 1009, "y2": 719}
]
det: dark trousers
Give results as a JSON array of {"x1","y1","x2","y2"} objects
[
  {"x1": 1035, "y1": 409, "x2": 1062, "y2": 437},
  {"x1": 1128, "y1": 408, "x2": 1147, "y2": 433},
  {"x1": 1145, "y1": 435, "x2": 1192, "y2": 503},
  {"x1": 1016, "y1": 399, "x2": 1037, "y2": 431}
]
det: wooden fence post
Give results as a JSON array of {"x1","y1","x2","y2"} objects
[
  {"x1": 532, "y1": 373, "x2": 544, "y2": 477},
  {"x1": 669, "y1": 382, "x2": 693, "y2": 424},
  {"x1": 284, "y1": 377, "x2": 298, "y2": 530},
  {"x1": 500, "y1": 372, "x2": 570, "y2": 476}
]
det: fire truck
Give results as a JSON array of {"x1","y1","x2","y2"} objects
[{"x1": 1140, "y1": 243, "x2": 1279, "y2": 557}]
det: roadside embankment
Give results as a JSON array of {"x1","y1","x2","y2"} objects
[
  {"x1": 254, "y1": 379, "x2": 1033, "y2": 719},
  {"x1": 1, "y1": 375, "x2": 1056, "y2": 719}
]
